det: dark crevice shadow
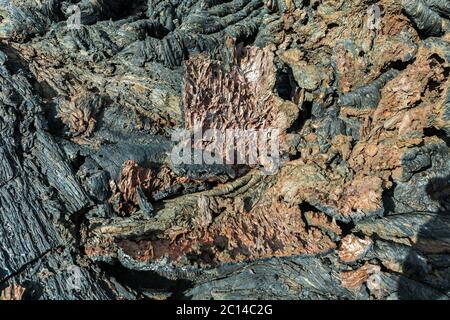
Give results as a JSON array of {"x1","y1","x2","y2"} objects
[
  {"x1": 398, "y1": 174, "x2": 450, "y2": 300},
  {"x1": 98, "y1": 261, "x2": 193, "y2": 300}
]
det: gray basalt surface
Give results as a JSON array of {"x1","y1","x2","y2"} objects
[{"x1": 0, "y1": 0, "x2": 449, "y2": 300}]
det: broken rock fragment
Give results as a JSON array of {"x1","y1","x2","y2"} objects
[
  {"x1": 338, "y1": 235, "x2": 373, "y2": 263},
  {"x1": 0, "y1": 0, "x2": 449, "y2": 301}
]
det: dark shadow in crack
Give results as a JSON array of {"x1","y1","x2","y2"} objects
[{"x1": 398, "y1": 174, "x2": 450, "y2": 300}]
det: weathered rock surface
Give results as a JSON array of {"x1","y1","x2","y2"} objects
[{"x1": 0, "y1": 0, "x2": 449, "y2": 300}]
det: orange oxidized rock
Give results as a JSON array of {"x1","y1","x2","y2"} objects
[
  {"x1": 340, "y1": 264, "x2": 381, "y2": 291},
  {"x1": 0, "y1": 284, "x2": 25, "y2": 300},
  {"x1": 338, "y1": 235, "x2": 373, "y2": 263},
  {"x1": 57, "y1": 90, "x2": 102, "y2": 139}
]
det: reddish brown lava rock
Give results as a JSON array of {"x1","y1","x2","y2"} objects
[
  {"x1": 304, "y1": 211, "x2": 342, "y2": 238},
  {"x1": 110, "y1": 160, "x2": 190, "y2": 215},
  {"x1": 348, "y1": 46, "x2": 450, "y2": 181},
  {"x1": 183, "y1": 42, "x2": 298, "y2": 156},
  {"x1": 274, "y1": 161, "x2": 385, "y2": 220},
  {"x1": 340, "y1": 264, "x2": 381, "y2": 291},
  {"x1": 184, "y1": 43, "x2": 277, "y2": 131},
  {"x1": 273, "y1": 44, "x2": 449, "y2": 222},
  {"x1": 57, "y1": 90, "x2": 102, "y2": 139},
  {"x1": 118, "y1": 199, "x2": 336, "y2": 266},
  {"x1": 338, "y1": 234, "x2": 373, "y2": 263}
]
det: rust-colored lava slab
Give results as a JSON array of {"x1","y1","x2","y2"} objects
[
  {"x1": 117, "y1": 198, "x2": 336, "y2": 266},
  {"x1": 0, "y1": 284, "x2": 25, "y2": 301}
]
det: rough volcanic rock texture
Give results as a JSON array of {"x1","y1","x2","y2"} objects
[{"x1": 0, "y1": 0, "x2": 449, "y2": 300}]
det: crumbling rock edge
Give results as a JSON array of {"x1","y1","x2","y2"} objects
[{"x1": 0, "y1": 0, "x2": 449, "y2": 300}]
